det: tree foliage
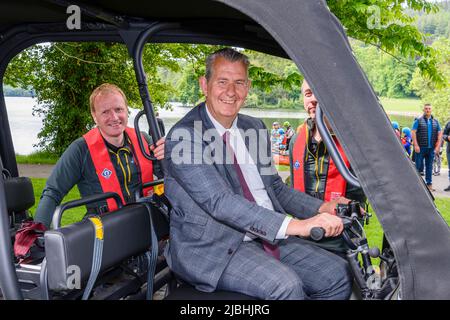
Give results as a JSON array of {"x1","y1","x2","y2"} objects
[
  {"x1": 327, "y1": 0, "x2": 444, "y2": 85},
  {"x1": 352, "y1": 41, "x2": 416, "y2": 98},
  {"x1": 6, "y1": 43, "x2": 137, "y2": 155},
  {"x1": 239, "y1": 50, "x2": 301, "y2": 109},
  {"x1": 238, "y1": 1, "x2": 447, "y2": 104},
  {"x1": 5, "y1": 43, "x2": 213, "y2": 155},
  {"x1": 415, "y1": 0, "x2": 450, "y2": 40},
  {"x1": 410, "y1": 38, "x2": 450, "y2": 123},
  {"x1": 177, "y1": 69, "x2": 202, "y2": 106}
]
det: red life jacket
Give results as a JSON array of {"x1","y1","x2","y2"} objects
[
  {"x1": 83, "y1": 127, "x2": 154, "y2": 211},
  {"x1": 281, "y1": 134, "x2": 288, "y2": 146},
  {"x1": 291, "y1": 123, "x2": 349, "y2": 201}
]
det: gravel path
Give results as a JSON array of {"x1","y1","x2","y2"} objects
[{"x1": 18, "y1": 164, "x2": 54, "y2": 179}]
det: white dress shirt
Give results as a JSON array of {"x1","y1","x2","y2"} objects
[{"x1": 205, "y1": 105, "x2": 291, "y2": 240}]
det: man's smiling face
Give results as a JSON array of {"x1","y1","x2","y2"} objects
[
  {"x1": 302, "y1": 80, "x2": 318, "y2": 118},
  {"x1": 91, "y1": 91, "x2": 128, "y2": 141},
  {"x1": 200, "y1": 56, "x2": 250, "y2": 128}
]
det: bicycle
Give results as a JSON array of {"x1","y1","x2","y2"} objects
[{"x1": 433, "y1": 149, "x2": 442, "y2": 176}]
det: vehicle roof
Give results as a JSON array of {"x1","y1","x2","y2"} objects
[
  {"x1": 0, "y1": 0, "x2": 250, "y2": 25},
  {"x1": 0, "y1": 0, "x2": 287, "y2": 57}
]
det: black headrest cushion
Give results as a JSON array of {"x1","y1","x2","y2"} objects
[{"x1": 4, "y1": 177, "x2": 35, "y2": 213}]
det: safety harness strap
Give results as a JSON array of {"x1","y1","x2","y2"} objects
[
  {"x1": 82, "y1": 216, "x2": 104, "y2": 300},
  {"x1": 137, "y1": 199, "x2": 160, "y2": 300},
  {"x1": 84, "y1": 127, "x2": 155, "y2": 211},
  {"x1": 84, "y1": 128, "x2": 125, "y2": 211}
]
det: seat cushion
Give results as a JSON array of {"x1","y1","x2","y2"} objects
[{"x1": 45, "y1": 203, "x2": 152, "y2": 291}]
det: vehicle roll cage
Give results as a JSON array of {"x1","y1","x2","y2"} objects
[
  {"x1": 315, "y1": 105, "x2": 361, "y2": 188},
  {"x1": 2, "y1": 0, "x2": 450, "y2": 300},
  {"x1": 0, "y1": 0, "x2": 291, "y2": 298}
]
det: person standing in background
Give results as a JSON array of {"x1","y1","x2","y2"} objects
[{"x1": 411, "y1": 104, "x2": 443, "y2": 192}]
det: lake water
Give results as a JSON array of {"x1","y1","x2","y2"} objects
[{"x1": 5, "y1": 97, "x2": 308, "y2": 155}]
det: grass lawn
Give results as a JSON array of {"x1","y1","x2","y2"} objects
[
  {"x1": 16, "y1": 151, "x2": 58, "y2": 165},
  {"x1": 360, "y1": 199, "x2": 450, "y2": 252},
  {"x1": 379, "y1": 97, "x2": 422, "y2": 114},
  {"x1": 30, "y1": 178, "x2": 85, "y2": 226},
  {"x1": 275, "y1": 164, "x2": 290, "y2": 172}
]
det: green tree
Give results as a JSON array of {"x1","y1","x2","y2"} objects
[
  {"x1": 423, "y1": 18, "x2": 437, "y2": 35},
  {"x1": 177, "y1": 69, "x2": 201, "y2": 106},
  {"x1": 410, "y1": 38, "x2": 450, "y2": 122},
  {"x1": 327, "y1": 0, "x2": 444, "y2": 85},
  {"x1": 4, "y1": 43, "x2": 211, "y2": 155},
  {"x1": 352, "y1": 41, "x2": 416, "y2": 98},
  {"x1": 414, "y1": 2, "x2": 450, "y2": 40},
  {"x1": 243, "y1": 1, "x2": 445, "y2": 103},
  {"x1": 244, "y1": 50, "x2": 303, "y2": 109}
]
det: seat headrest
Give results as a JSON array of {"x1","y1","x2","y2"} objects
[{"x1": 4, "y1": 177, "x2": 35, "y2": 213}]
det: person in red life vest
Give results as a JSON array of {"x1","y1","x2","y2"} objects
[
  {"x1": 289, "y1": 80, "x2": 366, "y2": 255},
  {"x1": 34, "y1": 83, "x2": 165, "y2": 228}
]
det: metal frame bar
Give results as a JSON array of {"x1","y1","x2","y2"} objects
[{"x1": 315, "y1": 105, "x2": 361, "y2": 188}]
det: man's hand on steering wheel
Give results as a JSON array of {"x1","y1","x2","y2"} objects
[
  {"x1": 318, "y1": 196, "x2": 350, "y2": 215},
  {"x1": 319, "y1": 196, "x2": 366, "y2": 217}
]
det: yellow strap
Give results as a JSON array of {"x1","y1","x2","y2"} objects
[
  {"x1": 89, "y1": 217, "x2": 104, "y2": 240},
  {"x1": 154, "y1": 183, "x2": 164, "y2": 196}
]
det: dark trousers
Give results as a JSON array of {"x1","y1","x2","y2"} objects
[
  {"x1": 448, "y1": 151, "x2": 450, "y2": 181},
  {"x1": 412, "y1": 151, "x2": 423, "y2": 172},
  {"x1": 216, "y1": 237, "x2": 352, "y2": 300},
  {"x1": 418, "y1": 156, "x2": 424, "y2": 173},
  {"x1": 415, "y1": 147, "x2": 435, "y2": 185}
]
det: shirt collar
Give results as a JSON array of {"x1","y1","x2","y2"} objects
[
  {"x1": 205, "y1": 104, "x2": 239, "y2": 137},
  {"x1": 305, "y1": 117, "x2": 337, "y2": 141},
  {"x1": 103, "y1": 132, "x2": 128, "y2": 153}
]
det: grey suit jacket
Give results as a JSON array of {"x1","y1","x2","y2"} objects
[{"x1": 163, "y1": 103, "x2": 323, "y2": 292}]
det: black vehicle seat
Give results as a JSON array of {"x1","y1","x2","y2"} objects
[
  {"x1": 4, "y1": 176, "x2": 43, "y2": 299},
  {"x1": 4, "y1": 176, "x2": 35, "y2": 228},
  {"x1": 44, "y1": 202, "x2": 154, "y2": 295},
  {"x1": 149, "y1": 195, "x2": 256, "y2": 300}
]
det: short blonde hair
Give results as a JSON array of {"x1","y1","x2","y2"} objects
[{"x1": 89, "y1": 83, "x2": 128, "y2": 113}]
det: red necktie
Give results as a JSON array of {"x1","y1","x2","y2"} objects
[{"x1": 223, "y1": 131, "x2": 280, "y2": 260}]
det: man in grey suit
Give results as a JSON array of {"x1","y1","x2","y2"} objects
[{"x1": 163, "y1": 48, "x2": 352, "y2": 300}]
